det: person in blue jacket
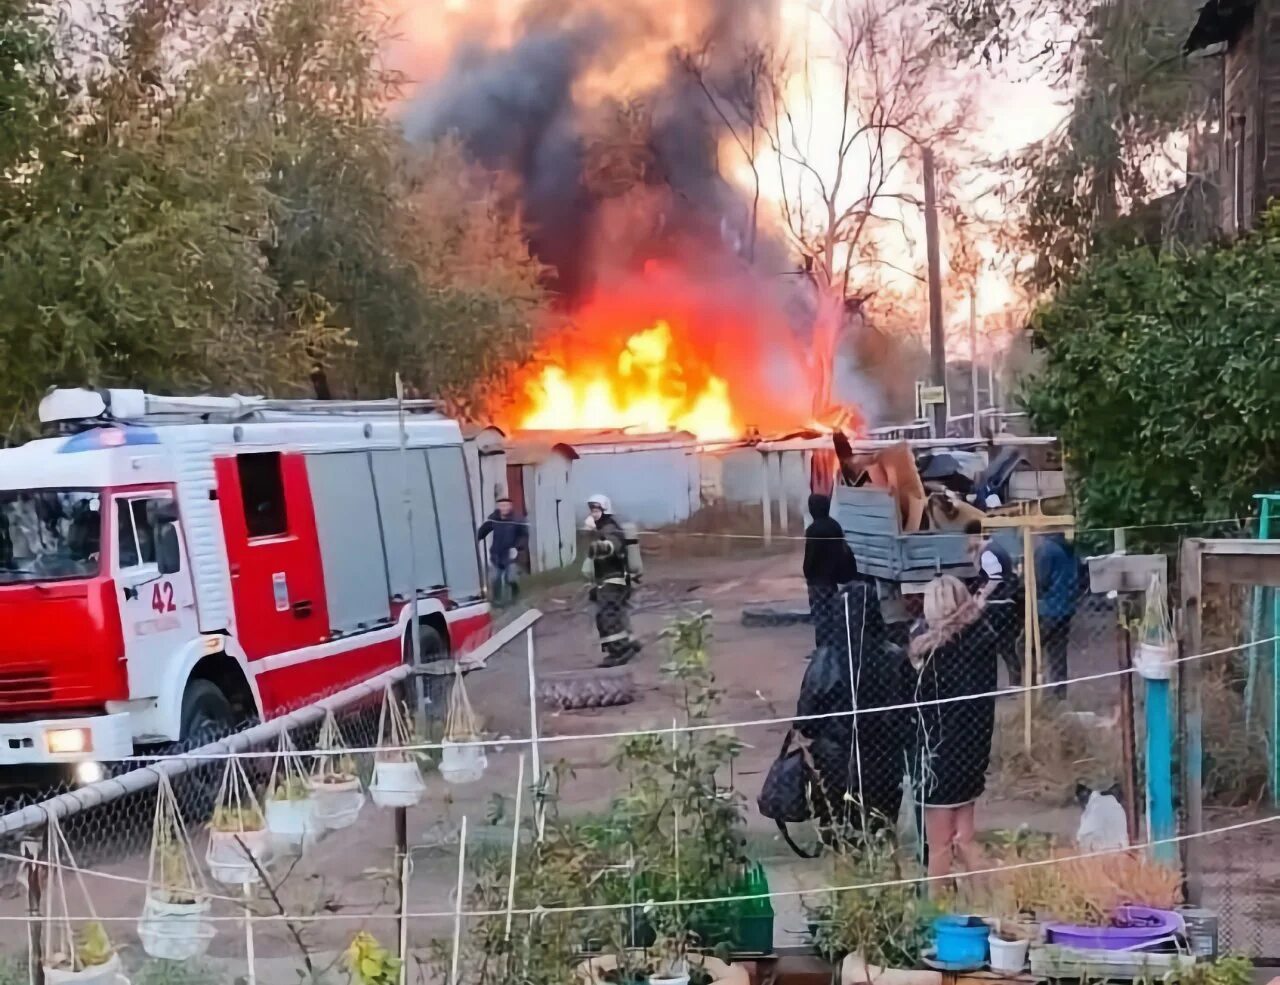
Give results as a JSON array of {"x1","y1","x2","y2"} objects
[
  {"x1": 477, "y1": 497, "x2": 528, "y2": 606},
  {"x1": 1035, "y1": 532, "x2": 1078, "y2": 697}
]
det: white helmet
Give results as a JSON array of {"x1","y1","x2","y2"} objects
[{"x1": 587, "y1": 493, "x2": 612, "y2": 514}]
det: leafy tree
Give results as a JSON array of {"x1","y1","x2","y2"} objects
[
  {"x1": 936, "y1": 0, "x2": 1210, "y2": 290},
  {"x1": 1022, "y1": 210, "x2": 1280, "y2": 530},
  {"x1": 0, "y1": 0, "x2": 548, "y2": 438}
]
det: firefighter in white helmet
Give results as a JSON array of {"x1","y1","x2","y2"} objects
[{"x1": 584, "y1": 493, "x2": 642, "y2": 667}]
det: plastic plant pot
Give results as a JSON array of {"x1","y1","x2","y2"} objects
[
  {"x1": 1043, "y1": 906, "x2": 1181, "y2": 950},
  {"x1": 370, "y1": 760, "x2": 426, "y2": 808},
  {"x1": 987, "y1": 934, "x2": 1029, "y2": 974},
  {"x1": 265, "y1": 797, "x2": 318, "y2": 851},
  {"x1": 932, "y1": 916, "x2": 989, "y2": 967},
  {"x1": 206, "y1": 828, "x2": 268, "y2": 886},
  {"x1": 311, "y1": 776, "x2": 364, "y2": 830},
  {"x1": 43, "y1": 952, "x2": 125, "y2": 985},
  {"x1": 138, "y1": 895, "x2": 215, "y2": 961},
  {"x1": 440, "y1": 741, "x2": 487, "y2": 784}
]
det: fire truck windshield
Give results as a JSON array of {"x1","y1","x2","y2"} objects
[{"x1": 0, "y1": 490, "x2": 102, "y2": 583}]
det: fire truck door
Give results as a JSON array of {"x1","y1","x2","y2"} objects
[{"x1": 112, "y1": 493, "x2": 198, "y2": 699}]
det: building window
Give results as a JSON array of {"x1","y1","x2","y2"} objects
[{"x1": 238, "y1": 452, "x2": 288, "y2": 538}]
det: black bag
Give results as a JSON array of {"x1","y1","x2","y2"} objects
[
  {"x1": 796, "y1": 646, "x2": 850, "y2": 734},
  {"x1": 757, "y1": 730, "x2": 822, "y2": 859}
]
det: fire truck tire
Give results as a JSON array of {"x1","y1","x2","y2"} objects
[
  {"x1": 404, "y1": 623, "x2": 447, "y2": 666},
  {"x1": 171, "y1": 680, "x2": 237, "y2": 818},
  {"x1": 181, "y1": 679, "x2": 236, "y2": 743}
]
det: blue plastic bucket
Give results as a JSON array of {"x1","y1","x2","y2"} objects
[{"x1": 933, "y1": 915, "x2": 989, "y2": 966}]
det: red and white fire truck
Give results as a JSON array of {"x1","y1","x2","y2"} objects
[{"x1": 0, "y1": 388, "x2": 491, "y2": 785}]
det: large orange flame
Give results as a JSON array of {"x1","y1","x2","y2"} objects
[{"x1": 520, "y1": 320, "x2": 739, "y2": 441}]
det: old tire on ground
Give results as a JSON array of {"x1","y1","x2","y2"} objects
[{"x1": 538, "y1": 668, "x2": 635, "y2": 711}]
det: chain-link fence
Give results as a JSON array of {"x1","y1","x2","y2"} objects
[{"x1": 0, "y1": 516, "x2": 1277, "y2": 985}]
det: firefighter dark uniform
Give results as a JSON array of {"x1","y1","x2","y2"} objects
[{"x1": 586, "y1": 496, "x2": 641, "y2": 667}]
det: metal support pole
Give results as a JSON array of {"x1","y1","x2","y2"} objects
[
  {"x1": 397, "y1": 375, "x2": 424, "y2": 721},
  {"x1": 761, "y1": 452, "x2": 773, "y2": 547},
  {"x1": 395, "y1": 805, "x2": 409, "y2": 972},
  {"x1": 923, "y1": 146, "x2": 947, "y2": 439},
  {"x1": 969, "y1": 291, "x2": 981, "y2": 440},
  {"x1": 525, "y1": 627, "x2": 545, "y2": 839}
]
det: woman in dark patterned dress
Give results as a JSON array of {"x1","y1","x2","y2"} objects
[{"x1": 908, "y1": 575, "x2": 998, "y2": 893}]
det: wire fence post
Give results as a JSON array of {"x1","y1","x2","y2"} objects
[
  {"x1": 243, "y1": 882, "x2": 257, "y2": 985},
  {"x1": 525, "y1": 626, "x2": 545, "y2": 839},
  {"x1": 23, "y1": 838, "x2": 43, "y2": 985},
  {"x1": 395, "y1": 805, "x2": 409, "y2": 976},
  {"x1": 449, "y1": 816, "x2": 469, "y2": 985}
]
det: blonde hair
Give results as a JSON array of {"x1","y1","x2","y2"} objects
[
  {"x1": 911, "y1": 575, "x2": 983, "y2": 660},
  {"x1": 923, "y1": 575, "x2": 972, "y2": 626}
]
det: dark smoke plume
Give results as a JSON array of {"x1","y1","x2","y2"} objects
[{"x1": 400, "y1": 0, "x2": 780, "y2": 300}]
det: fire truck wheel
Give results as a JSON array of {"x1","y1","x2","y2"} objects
[
  {"x1": 181, "y1": 679, "x2": 236, "y2": 743},
  {"x1": 173, "y1": 680, "x2": 237, "y2": 818},
  {"x1": 404, "y1": 623, "x2": 447, "y2": 666}
]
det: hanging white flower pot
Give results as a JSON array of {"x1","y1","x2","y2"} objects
[
  {"x1": 266, "y1": 735, "x2": 320, "y2": 851},
  {"x1": 371, "y1": 760, "x2": 426, "y2": 808},
  {"x1": 441, "y1": 670, "x2": 487, "y2": 784},
  {"x1": 311, "y1": 775, "x2": 365, "y2": 830},
  {"x1": 207, "y1": 827, "x2": 269, "y2": 886},
  {"x1": 1134, "y1": 641, "x2": 1176, "y2": 681},
  {"x1": 138, "y1": 894, "x2": 215, "y2": 961},
  {"x1": 310, "y1": 711, "x2": 365, "y2": 829},
  {"x1": 42, "y1": 815, "x2": 126, "y2": 985},
  {"x1": 370, "y1": 684, "x2": 427, "y2": 807},
  {"x1": 44, "y1": 951, "x2": 125, "y2": 985},
  {"x1": 1135, "y1": 572, "x2": 1176, "y2": 681},
  {"x1": 266, "y1": 795, "x2": 319, "y2": 848},
  {"x1": 440, "y1": 740, "x2": 487, "y2": 785}
]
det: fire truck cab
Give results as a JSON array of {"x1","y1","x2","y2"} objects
[{"x1": 0, "y1": 388, "x2": 491, "y2": 785}]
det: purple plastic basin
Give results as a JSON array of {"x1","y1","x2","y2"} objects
[{"x1": 1044, "y1": 906, "x2": 1181, "y2": 951}]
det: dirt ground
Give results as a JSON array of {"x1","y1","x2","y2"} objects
[{"x1": 1, "y1": 546, "x2": 1277, "y2": 978}]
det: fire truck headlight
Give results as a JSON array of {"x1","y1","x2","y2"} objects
[
  {"x1": 45, "y1": 727, "x2": 92, "y2": 756},
  {"x1": 73, "y1": 761, "x2": 106, "y2": 786}
]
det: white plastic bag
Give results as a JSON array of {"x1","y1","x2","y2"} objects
[{"x1": 1076, "y1": 789, "x2": 1130, "y2": 852}]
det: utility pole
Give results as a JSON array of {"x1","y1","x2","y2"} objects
[
  {"x1": 969, "y1": 289, "x2": 981, "y2": 440},
  {"x1": 923, "y1": 147, "x2": 947, "y2": 438}
]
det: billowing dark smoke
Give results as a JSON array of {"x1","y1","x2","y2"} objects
[{"x1": 400, "y1": 0, "x2": 779, "y2": 300}]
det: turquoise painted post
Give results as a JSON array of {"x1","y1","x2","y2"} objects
[
  {"x1": 1255, "y1": 494, "x2": 1279, "y2": 807},
  {"x1": 1146, "y1": 675, "x2": 1176, "y2": 864}
]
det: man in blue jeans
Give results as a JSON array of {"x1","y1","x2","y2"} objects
[
  {"x1": 1035, "y1": 532, "x2": 1078, "y2": 697},
  {"x1": 477, "y1": 497, "x2": 528, "y2": 606}
]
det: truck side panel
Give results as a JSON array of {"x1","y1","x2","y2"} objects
[
  {"x1": 215, "y1": 452, "x2": 329, "y2": 660},
  {"x1": 304, "y1": 451, "x2": 393, "y2": 635}
]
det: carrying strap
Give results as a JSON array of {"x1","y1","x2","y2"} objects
[{"x1": 774, "y1": 729, "x2": 823, "y2": 860}]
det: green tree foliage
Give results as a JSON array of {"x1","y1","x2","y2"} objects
[
  {"x1": 935, "y1": 0, "x2": 1209, "y2": 290},
  {"x1": 1022, "y1": 211, "x2": 1280, "y2": 530},
  {"x1": 0, "y1": 0, "x2": 544, "y2": 438}
]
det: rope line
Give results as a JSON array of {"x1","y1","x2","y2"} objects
[
  {"x1": 1, "y1": 810, "x2": 1275, "y2": 924},
  {"x1": 107, "y1": 634, "x2": 1280, "y2": 762}
]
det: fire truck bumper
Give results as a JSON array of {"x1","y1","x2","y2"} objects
[{"x1": 0, "y1": 712, "x2": 133, "y2": 767}]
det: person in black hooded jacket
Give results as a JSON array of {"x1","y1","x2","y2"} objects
[
  {"x1": 804, "y1": 492, "x2": 859, "y2": 653},
  {"x1": 796, "y1": 580, "x2": 913, "y2": 842}
]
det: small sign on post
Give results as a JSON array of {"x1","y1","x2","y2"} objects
[{"x1": 915, "y1": 381, "x2": 946, "y2": 420}]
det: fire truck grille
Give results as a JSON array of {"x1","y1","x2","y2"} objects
[{"x1": 0, "y1": 671, "x2": 55, "y2": 704}]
